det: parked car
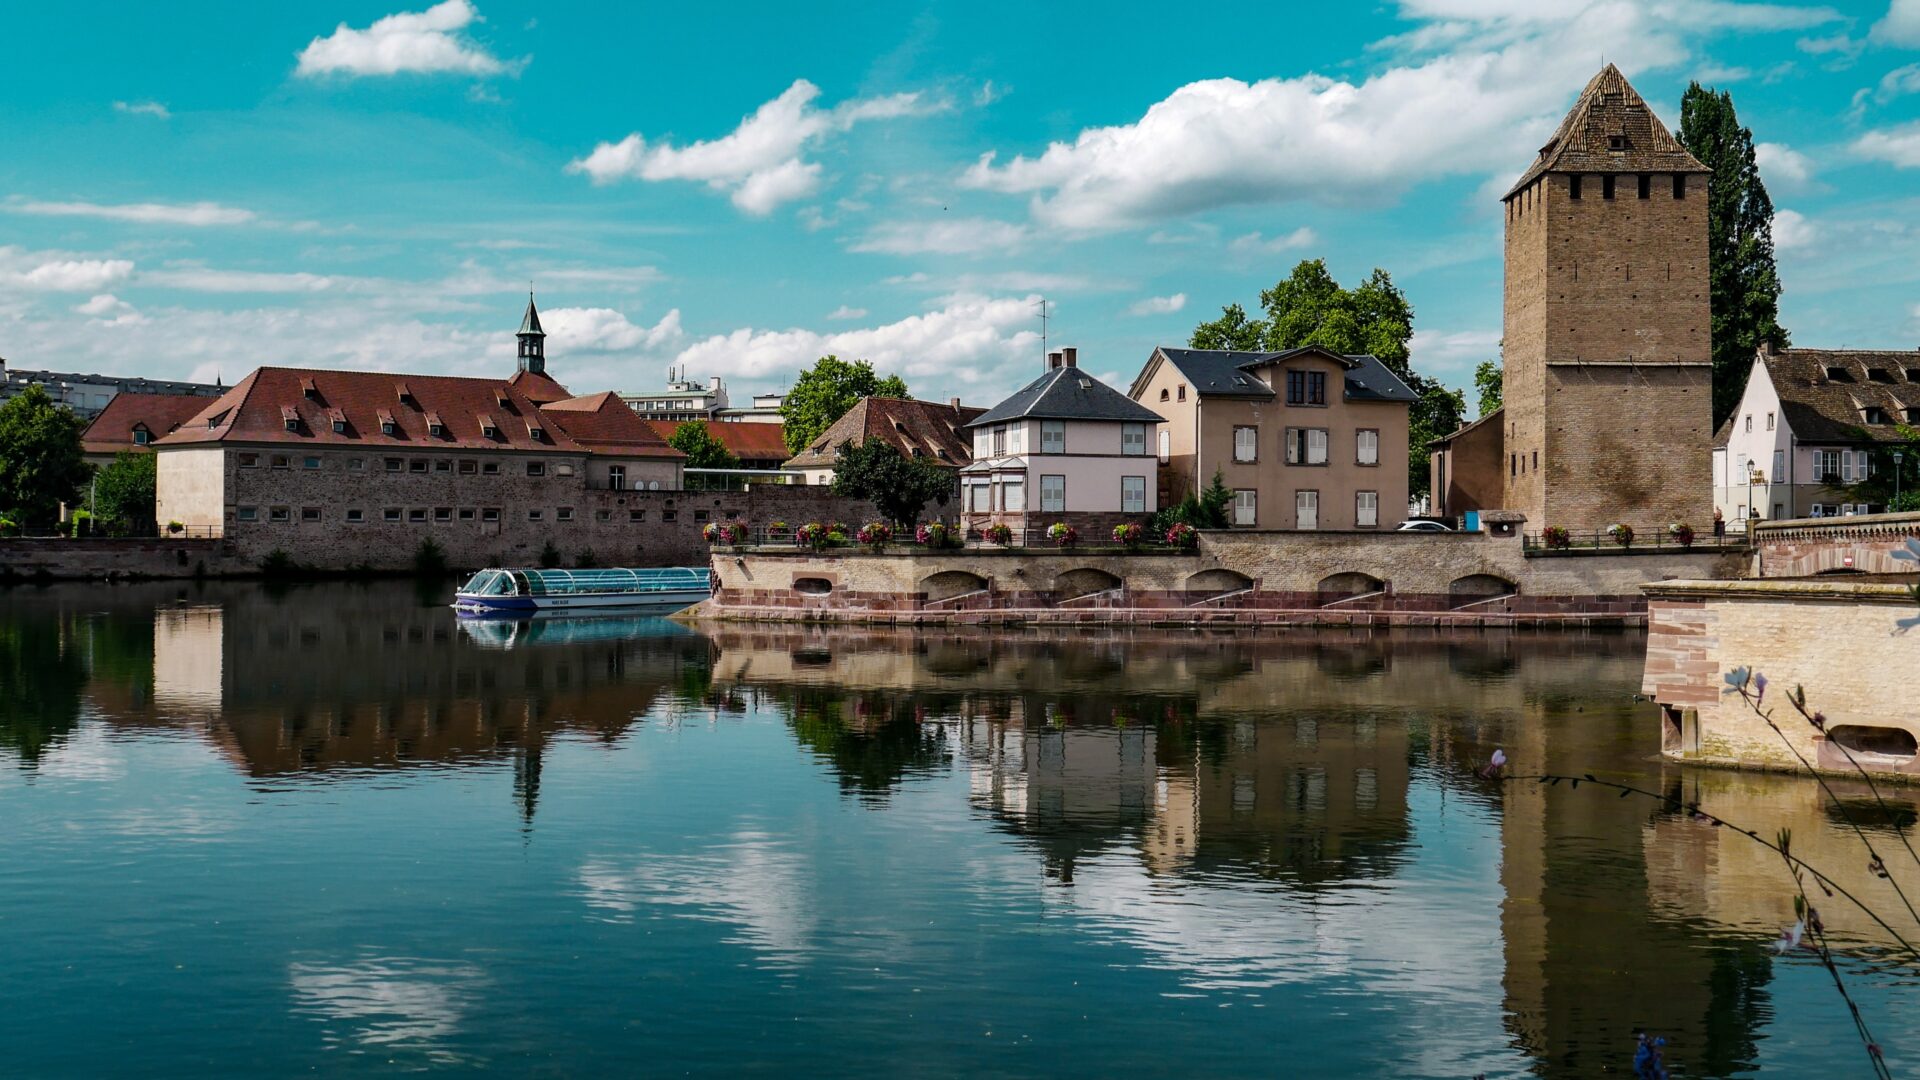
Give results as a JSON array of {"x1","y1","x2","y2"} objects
[{"x1": 1396, "y1": 520, "x2": 1453, "y2": 532}]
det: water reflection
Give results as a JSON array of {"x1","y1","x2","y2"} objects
[{"x1": 5, "y1": 583, "x2": 1918, "y2": 1077}]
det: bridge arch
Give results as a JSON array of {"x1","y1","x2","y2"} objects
[
  {"x1": 1184, "y1": 568, "x2": 1254, "y2": 595},
  {"x1": 1054, "y1": 567, "x2": 1123, "y2": 601},
  {"x1": 1448, "y1": 573, "x2": 1517, "y2": 607},
  {"x1": 1317, "y1": 571, "x2": 1385, "y2": 598},
  {"x1": 920, "y1": 570, "x2": 989, "y2": 602}
]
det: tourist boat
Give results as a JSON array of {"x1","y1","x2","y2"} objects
[
  {"x1": 455, "y1": 611, "x2": 697, "y2": 649},
  {"x1": 453, "y1": 567, "x2": 712, "y2": 614}
]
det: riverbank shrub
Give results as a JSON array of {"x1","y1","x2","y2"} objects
[
  {"x1": 538, "y1": 539, "x2": 563, "y2": 568},
  {"x1": 1112, "y1": 522, "x2": 1143, "y2": 549},
  {"x1": 1047, "y1": 522, "x2": 1078, "y2": 548},
  {"x1": 413, "y1": 538, "x2": 448, "y2": 578},
  {"x1": 68, "y1": 509, "x2": 93, "y2": 538},
  {"x1": 1165, "y1": 523, "x2": 1197, "y2": 551},
  {"x1": 166, "y1": 520, "x2": 184, "y2": 535}
]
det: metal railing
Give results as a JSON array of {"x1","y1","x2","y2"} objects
[
  {"x1": 2, "y1": 525, "x2": 221, "y2": 540},
  {"x1": 707, "y1": 522, "x2": 1193, "y2": 553}
]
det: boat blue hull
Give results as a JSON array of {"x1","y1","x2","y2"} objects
[{"x1": 453, "y1": 590, "x2": 709, "y2": 615}]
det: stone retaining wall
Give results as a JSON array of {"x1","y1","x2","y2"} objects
[
  {"x1": 697, "y1": 530, "x2": 1742, "y2": 628},
  {"x1": 0, "y1": 538, "x2": 241, "y2": 580},
  {"x1": 1642, "y1": 578, "x2": 1920, "y2": 779}
]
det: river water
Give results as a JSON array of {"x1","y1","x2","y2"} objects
[{"x1": 1, "y1": 580, "x2": 1916, "y2": 1077}]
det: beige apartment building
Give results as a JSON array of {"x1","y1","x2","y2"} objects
[{"x1": 1128, "y1": 345, "x2": 1415, "y2": 530}]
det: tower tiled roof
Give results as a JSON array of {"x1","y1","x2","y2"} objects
[
  {"x1": 518, "y1": 294, "x2": 545, "y2": 336},
  {"x1": 784, "y1": 397, "x2": 984, "y2": 470},
  {"x1": 1506, "y1": 64, "x2": 1709, "y2": 199}
]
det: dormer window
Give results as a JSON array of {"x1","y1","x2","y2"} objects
[
  {"x1": 207, "y1": 410, "x2": 229, "y2": 430},
  {"x1": 1907, "y1": 368, "x2": 1920, "y2": 382},
  {"x1": 425, "y1": 411, "x2": 446, "y2": 438},
  {"x1": 333, "y1": 419, "x2": 347, "y2": 434},
  {"x1": 1908, "y1": 408, "x2": 1920, "y2": 423},
  {"x1": 528, "y1": 422, "x2": 544, "y2": 442},
  {"x1": 1607, "y1": 134, "x2": 1626, "y2": 151},
  {"x1": 301, "y1": 378, "x2": 319, "y2": 400},
  {"x1": 1863, "y1": 406, "x2": 1890, "y2": 424},
  {"x1": 132, "y1": 426, "x2": 150, "y2": 446},
  {"x1": 1825, "y1": 366, "x2": 1853, "y2": 382},
  {"x1": 377, "y1": 409, "x2": 397, "y2": 436},
  {"x1": 477, "y1": 414, "x2": 499, "y2": 439},
  {"x1": 1868, "y1": 368, "x2": 1895, "y2": 384},
  {"x1": 281, "y1": 406, "x2": 300, "y2": 432},
  {"x1": 395, "y1": 382, "x2": 414, "y2": 406}
]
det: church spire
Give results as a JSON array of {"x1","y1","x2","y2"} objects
[{"x1": 516, "y1": 291, "x2": 547, "y2": 375}]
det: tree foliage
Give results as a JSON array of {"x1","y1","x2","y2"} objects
[
  {"x1": 92, "y1": 451, "x2": 156, "y2": 536},
  {"x1": 666, "y1": 420, "x2": 740, "y2": 471},
  {"x1": 779, "y1": 355, "x2": 911, "y2": 456},
  {"x1": 1149, "y1": 469, "x2": 1233, "y2": 531},
  {"x1": 829, "y1": 439, "x2": 955, "y2": 526},
  {"x1": 0, "y1": 385, "x2": 90, "y2": 527},
  {"x1": 1189, "y1": 259, "x2": 1445, "y2": 498},
  {"x1": 1474, "y1": 360, "x2": 1503, "y2": 418},
  {"x1": 1679, "y1": 82, "x2": 1788, "y2": 429}
]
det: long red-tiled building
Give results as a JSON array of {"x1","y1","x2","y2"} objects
[{"x1": 154, "y1": 297, "x2": 694, "y2": 559}]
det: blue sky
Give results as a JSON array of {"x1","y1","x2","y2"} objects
[{"x1": 3, "y1": 0, "x2": 1919, "y2": 411}]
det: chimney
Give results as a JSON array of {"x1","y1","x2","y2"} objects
[
  {"x1": 1047, "y1": 351, "x2": 1062, "y2": 370},
  {"x1": 1761, "y1": 338, "x2": 1780, "y2": 358},
  {"x1": 1061, "y1": 347, "x2": 1078, "y2": 368},
  {"x1": 708, "y1": 376, "x2": 722, "y2": 391},
  {"x1": 949, "y1": 396, "x2": 961, "y2": 410}
]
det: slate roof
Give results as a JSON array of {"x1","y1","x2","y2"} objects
[
  {"x1": 968, "y1": 366, "x2": 1163, "y2": 428},
  {"x1": 80, "y1": 392, "x2": 217, "y2": 456},
  {"x1": 784, "y1": 397, "x2": 985, "y2": 469},
  {"x1": 644, "y1": 418, "x2": 792, "y2": 465},
  {"x1": 1506, "y1": 64, "x2": 1709, "y2": 198},
  {"x1": 155, "y1": 367, "x2": 678, "y2": 458},
  {"x1": 1757, "y1": 348, "x2": 1920, "y2": 445},
  {"x1": 1142, "y1": 346, "x2": 1420, "y2": 405}
]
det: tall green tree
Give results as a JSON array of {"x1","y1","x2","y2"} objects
[
  {"x1": 829, "y1": 439, "x2": 955, "y2": 526},
  {"x1": 1679, "y1": 83, "x2": 1788, "y2": 429},
  {"x1": 1474, "y1": 360, "x2": 1503, "y2": 418},
  {"x1": 779, "y1": 355, "x2": 911, "y2": 455},
  {"x1": 1189, "y1": 259, "x2": 1444, "y2": 498},
  {"x1": 0, "y1": 385, "x2": 90, "y2": 527},
  {"x1": 666, "y1": 420, "x2": 740, "y2": 470},
  {"x1": 92, "y1": 451, "x2": 157, "y2": 536}
]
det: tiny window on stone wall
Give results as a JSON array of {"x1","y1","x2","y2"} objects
[
  {"x1": 694, "y1": 510, "x2": 709, "y2": 521},
  {"x1": 482, "y1": 508, "x2": 500, "y2": 522},
  {"x1": 346, "y1": 509, "x2": 364, "y2": 523},
  {"x1": 409, "y1": 509, "x2": 427, "y2": 523},
  {"x1": 409, "y1": 459, "x2": 428, "y2": 473},
  {"x1": 384, "y1": 508, "x2": 402, "y2": 522},
  {"x1": 386, "y1": 458, "x2": 403, "y2": 472},
  {"x1": 482, "y1": 462, "x2": 500, "y2": 475},
  {"x1": 302, "y1": 507, "x2": 321, "y2": 522},
  {"x1": 527, "y1": 462, "x2": 546, "y2": 477},
  {"x1": 458, "y1": 508, "x2": 475, "y2": 521},
  {"x1": 269, "y1": 507, "x2": 290, "y2": 522},
  {"x1": 239, "y1": 454, "x2": 259, "y2": 469},
  {"x1": 347, "y1": 458, "x2": 364, "y2": 471},
  {"x1": 459, "y1": 460, "x2": 477, "y2": 474},
  {"x1": 629, "y1": 510, "x2": 645, "y2": 522},
  {"x1": 663, "y1": 510, "x2": 677, "y2": 522},
  {"x1": 555, "y1": 463, "x2": 575, "y2": 476},
  {"x1": 271, "y1": 455, "x2": 289, "y2": 469},
  {"x1": 596, "y1": 510, "x2": 612, "y2": 522},
  {"x1": 557, "y1": 507, "x2": 574, "y2": 522},
  {"x1": 433, "y1": 459, "x2": 451, "y2": 473},
  {"x1": 303, "y1": 457, "x2": 321, "y2": 470}
]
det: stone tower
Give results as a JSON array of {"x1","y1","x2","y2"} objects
[
  {"x1": 516, "y1": 292, "x2": 547, "y2": 375},
  {"x1": 1501, "y1": 64, "x2": 1714, "y2": 532}
]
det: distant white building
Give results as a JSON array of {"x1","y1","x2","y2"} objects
[
  {"x1": 621, "y1": 368, "x2": 729, "y2": 422},
  {"x1": 1713, "y1": 343, "x2": 1920, "y2": 521},
  {"x1": 1, "y1": 356, "x2": 224, "y2": 419}
]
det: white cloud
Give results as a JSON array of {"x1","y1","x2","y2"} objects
[
  {"x1": 1409, "y1": 328, "x2": 1502, "y2": 380},
  {"x1": 113, "y1": 100, "x2": 170, "y2": 119},
  {"x1": 1875, "y1": 62, "x2": 1920, "y2": 103},
  {"x1": 74, "y1": 294, "x2": 133, "y2": 317},
  {"x1": 1853, "y1": 122, "x2": 1920, "y2": 167},
  {"x1": 882, "y1": 269, "x2": 1100, "y2": 294},
  {"x1": 141, "y1": 267, "x2": 339, "y2": 293},
  {"x1": 673, "y1": 293, "x2": 1042, "y2": 390},
  {"x1": 296, "y1": 0, "x2": 517, "y2": 78},
  {"x1": 1797, "y1": 31, "x2": 1864, "y2": 58},
  {"x1": 568, "y1": 79, "x2": 936, "y2": 215},
  {"x1": 540, "y1": 306, "x2": 683, "y2": 353},
  {"x1": 1127, "y1": 293, "x2": 1187, "y2": 316},
  {"x1": 826, "y1": 305, "x2": 867, "y2": 320},
  {"x1": 1228, "y1": 227, "x2": 1319, "y2": 255},
  {"x1": 1873, "y1": 0, "x2": 1920, "y2": 46},
  {"x1": 1772, "y1": 208, "x2": 1817, "y2": 250},
  {"x1": 960, "y1": 2, "x2": 1832, "y2": 231},
  {"x1": 5, "y1": 198, "x2": 257, "y2": 227},
  {"x1": 1754, "y1": 142, "x2": 1814, "y2": 192},
  {"x1": 11, "y1": 258, "x2": 135, "y2": 291},
  {"x1": 850, "y1": 217, "x2": 1028, "y2": 256}
]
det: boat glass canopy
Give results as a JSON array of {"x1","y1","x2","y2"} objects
[{"x1": 458, "y1": 567, "x2": 711, "y2": 597}]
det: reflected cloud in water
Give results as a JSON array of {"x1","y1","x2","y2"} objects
[
  {"x1": 577, "y1": 829, "x2": 814, "y2": 968},
  {"x1": 287, "y1": 955, "x2": 488, "y2": 1065}
]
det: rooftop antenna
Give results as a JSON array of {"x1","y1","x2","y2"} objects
[{"x1": 1034, "y1": 297, "x2": 1050, "y2": 364}]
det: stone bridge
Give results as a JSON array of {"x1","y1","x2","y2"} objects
[
  {"x1": 1751, "y1": 511, "x2": 1920, "y2": 578},
  {"x1": 700, "y1": 529, "x2": 1742, "y2": 627}
]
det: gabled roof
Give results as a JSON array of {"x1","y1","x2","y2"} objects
[
  {"x1": 968, "y1": 366, "x2": 1162, "y2": 428},
  {"x1": 1429, "y1": 406, "x2": 1503, "y2": 449},
  {"x1": 153, "y1": 367, "x2": 676, "y2": 457},
  {"x1": 1754, "y1": 347, "x2": 1920, "y2": 445},
  {"x1": 538, "y1": 392, "x2": 682, "y2": 457},
  {"x1": 1506, "y1": 64, "x2": 1709, "y2": 198},
  {"x1": 1140, "y1": 346, "x2": 1420, "y2": 405},
  {"x1": 79, "y1": 392, "x2": 212, "y2": 455},
  {"x1": 507, "y1": 367, "x2": 570, "y2": 405},
  {"x1": 784, "y1": 396, "x2": 985, "y2": 469},
  {"x1": 643, "y1": 418, "x2": 792, "y2": 463}
]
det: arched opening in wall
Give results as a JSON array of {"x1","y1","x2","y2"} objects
[
  {"x1": 793, "y1": 577, "x2": 833, "y2": 596},
  {"x1": 1317, "y1": 572, "x2": 1385, "y2": 603},
  {"x1": 790, "y1": 647, "x2": 833, "y2": 666},
  {"x1": 1054, "y1": 567, "x2": 1123, "y2": 601},
  {"x1": 1184, "y1": 568, "x2": 1254, "y2": 596},
  {"x1": 921, "y1": 570, "x2": 989, "y2": 602},
  {"x1": 1828, "y1": 725, "x2": 1919, "y2": 768},
  {"x1": 1814, "y1": 566, "x2": 1865, "y2": 576},
  {"x1": 1448, "y1": 574, "x2": 1517, "y2": 607}
]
